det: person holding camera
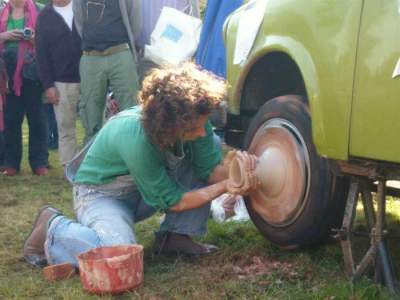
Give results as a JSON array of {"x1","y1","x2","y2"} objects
[
  {"x1": 0, "y1": 56, "x2": 7, "y2": 170},
  {"x1": 0, "y1": 0, "x2": 48, "y2": 176},
  {"x1": 35, "y1": 0, "x2": 81, "y2": 169}
]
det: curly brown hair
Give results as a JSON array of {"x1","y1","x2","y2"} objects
[{"x1": 139, "y1": 63, "x2": 226, "y2": 148}]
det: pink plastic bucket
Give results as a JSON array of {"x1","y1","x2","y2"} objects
[{"x1": 77, "y1": 245, "x2": 144, "y2": 294}]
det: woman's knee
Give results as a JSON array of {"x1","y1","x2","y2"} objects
[{"x1": 94, "y1": 221, "x2": 137, "y2": 247}]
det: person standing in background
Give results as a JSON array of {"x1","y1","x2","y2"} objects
[
  {"x1": 36, "y1": 0, "x2": 82, "y2": 168},
  {"x1": 73, "y1": 0, "x2": 141, "y2": 143},
  {"x1": 0, "y1": 0, "x2": 49, "y2": 176},
  {"x1": 0, "y1": 56, "x2": 7, "y2": 171}
]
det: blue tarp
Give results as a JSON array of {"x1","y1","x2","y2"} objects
[{"x1": 195, "y1": 0, "x2": 243, "y2": 78}]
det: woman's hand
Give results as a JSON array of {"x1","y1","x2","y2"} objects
[
  {"x1": 45, "y1": 87, "x2": 60, "y2": 105},
  {"x1": 222, "y1": 150, "x2": 237, "y2": 169},
  {"x1": 0, "y1": 30, "x2": 23, "y2": 43},
  {"x1": 222, "y1": 194, "x2": 239, "y2": 218}
]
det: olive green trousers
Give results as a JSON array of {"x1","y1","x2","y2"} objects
[{"x1": 79, "y1": 49, "x2": 138, "y2": 142}]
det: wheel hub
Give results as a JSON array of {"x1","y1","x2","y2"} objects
[
  {"x1": 256, "y1": 147, "x2": 287, "y2": 198},
  {"x1": 248, "y1": 119, "x2": 310, "y2": 226}
]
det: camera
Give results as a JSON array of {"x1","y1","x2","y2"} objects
[{"x1": 20, "y1": 28, "x2": 33, "y2": 40}]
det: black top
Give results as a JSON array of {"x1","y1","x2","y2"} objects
[
  {"x1": 35, "y1": 4, "x2": 82, "y2": 90},
  {"x1": 82, "y1": 0, "x2": 129, "y2": 51}
]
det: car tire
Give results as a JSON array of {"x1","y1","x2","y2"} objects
[{"x1": 243, "y1": 95, "x2": 348, "y2": 248}]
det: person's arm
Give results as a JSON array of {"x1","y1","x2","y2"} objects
[
  {"x1": 207, "y1": 164, "x2": 228, "y2": 184},
  {"x1": 124, "y1": 136, "x2": 228, "y2": 213},
  {"x1": 169, "y1": 179, "x2": 228, "y2": 212},
  {"x1": 72, "y1": 0, "x2": 83, "y2": 37},
  {"x1": 35, "y1": 14, "x2": 58, "y2": 103},
  {"x1": 130, "y1": 0, "x2": 141, "y2": 42},
  {"x1": 190, "y1": 122, "x2": 224, "y2": 181},
  {"x1": 207, "y1": 150, "x2": 237, "y2": 184},
  {"x1": 170, "y1": 150, "x2": 258, "y2": 212},
  {"x1": 189, "y1": 122, "x2": 236, "y2": 184},
  {"x1": 0, "y1": 30, "x2": 23, "y2": 44}
]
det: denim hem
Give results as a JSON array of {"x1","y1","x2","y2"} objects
[
  {"x1": 46, "y1": 215, "x2": 66, "y2": 245},
  {"x1": 3, "y1": 164, "x2": 20, "y2": 171},
  {"x1": 46, "y1": 213, "x2": 63, "y2": 231},
  {"x1": 44, "y1": 215, "x2": 64, "y2": 265}
]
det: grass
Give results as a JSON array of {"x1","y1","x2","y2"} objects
[{"x1": 0, "y1": 120, "x2": 398, "y2": 299}]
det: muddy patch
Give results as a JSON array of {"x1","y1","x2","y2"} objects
[
  {"x1": 194, "y1": 252, "x2": 307, "y2": 284},
  {"x1": 231, "y1": 256, "x2": 300, "y2": 280}
]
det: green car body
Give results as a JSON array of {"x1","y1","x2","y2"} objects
[{"x1": 224, "y1": 0, "x2": 400, "y2": 164}]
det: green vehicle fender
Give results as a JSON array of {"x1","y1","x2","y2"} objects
[
  {"x1": 225, "y1": 0, "x2": 364, "y2": 161},
  {"x1": 227, "y1": 35, "x2": 328, "y2": 155}
]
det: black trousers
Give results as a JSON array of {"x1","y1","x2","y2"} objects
[
  {"x1": 46, "y1": 103, "x2": 58, "y2": 149},
  {"x1": 0, "y1": 131, "x2": 4, "y2": 166},
  {"x1": 4, "y1": 79, "x2": 48, "y2": 170}
]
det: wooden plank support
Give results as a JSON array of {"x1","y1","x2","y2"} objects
[{"x1": 337, "y1": 177, "x2": 398, "y2": 295}]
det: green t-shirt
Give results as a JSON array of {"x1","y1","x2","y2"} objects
[
  {"x1": 74, "y1": 107, "x2": 222, "y2": 211},
  {"x1": 6, "y1": 17, "x2": 24, "y2": 48}
]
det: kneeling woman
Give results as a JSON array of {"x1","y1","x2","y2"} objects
[{"x1": 23, "y1": 63, "x2": 257, "y2": 267}]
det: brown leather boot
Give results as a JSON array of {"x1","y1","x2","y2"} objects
[
  {"x1": 23, "y1": 206, "x2": 60, "y2": 267},
  {"x1": 154, "y1": 231, "x2": 219, "y2": 257}
]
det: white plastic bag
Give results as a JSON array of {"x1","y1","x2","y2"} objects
[
  {"x1": 211, "y1": 194, "x2": 250, "y2": 223},
  {"x1": 144, "y1": 7, "x2": 202, "y2": 66},
  {"x1": 230, "y1": 196, "x2": 250, "y2": 222}
]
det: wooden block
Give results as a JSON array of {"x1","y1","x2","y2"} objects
[{"x1": 43, "y1": 263, "x2": 77, "y2": 282}]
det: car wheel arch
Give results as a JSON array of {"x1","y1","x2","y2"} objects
[
  {"x1": 239, "y1": 52, "x2": 307, "y2": 111},
  {"x1": 233, "y1": 51, "x2": 308, "y2": 141}
]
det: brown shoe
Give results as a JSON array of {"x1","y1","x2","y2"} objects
[
  {"x1": 154, "y1": 231, "x2": 219, "y2": 257},
  {"x1": 23, "y1": 206, "x2": 60, "y2": 267}
]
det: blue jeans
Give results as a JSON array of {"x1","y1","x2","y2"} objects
[{"x1": 44, "y1": 136, "x2": 220, "y2": 266}]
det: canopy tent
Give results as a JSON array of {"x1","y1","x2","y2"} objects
[{"x1": 195, "y1": 0, "x2": 243, "y2": 78}]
